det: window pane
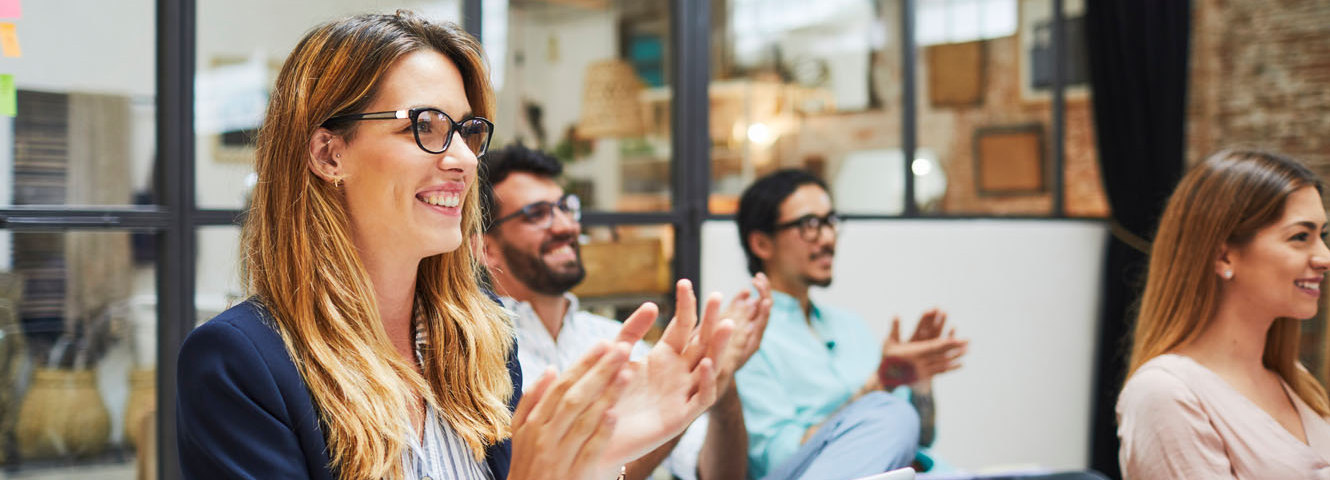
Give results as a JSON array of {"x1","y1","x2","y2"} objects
[
  {"x1": 574, "y1": 224, "x2": 675, "y2": 327},
  {"x1": 491, "y1": 1, "x2": 673, "y2": 213},
  {"x1": 912, "y1": 0, "x2": 1106, "y2": 215},
  {"x1": 3, "y1": 231, "x2": 157, "y2": 478},
  {"x1": 196, "y1": 226, "x2": 245, "y2": 327},
  {"x1": 194, "y1": 1, "x2": 464, "y2": 209},
  {"x1": 713, "y1": 0, "x2": 905, "y2": 215},
  {"x1": 2, "y1": 1, "x2": 156, "y2": 207}
]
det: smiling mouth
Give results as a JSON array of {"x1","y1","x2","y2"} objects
[
  {"x1": 543, "y1": 243, "x2": 578, "y2": 264},
  {"x1": 1296, "y1": 279, "x2": 1322, "y2": 295},
  {"x1": 418, "y1": 192, "x2": 461, "y2": 208}
]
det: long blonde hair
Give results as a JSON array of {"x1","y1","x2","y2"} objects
[
  {"x1": 244, "y1": 11, "x2": 513, "y2": 479},
  {"x1": 1130, "y1": 149, "x2": 1330, "y2": 416}
]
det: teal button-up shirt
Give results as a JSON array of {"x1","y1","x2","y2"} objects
[{"x1": 734, "y1": 290, "x2": 881, "y2": 478}]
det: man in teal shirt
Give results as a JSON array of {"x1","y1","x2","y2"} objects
[{"x1": 733, "y1": 170, "x2": 969, "y2": 479}]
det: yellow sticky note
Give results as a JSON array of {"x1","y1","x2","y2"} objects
[
  {"x1": 0, "y1": 74, "x2": 15, "y2": 117},
  {"x1": 0, "y1": 23, "x2": 19, "y2": 58}
]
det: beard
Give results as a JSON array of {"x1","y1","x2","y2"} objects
[
  {"x1": 805, "y1": 275, "x2": 833, "y2": 288},
  {"x1": 499, "y1": 234, "x2": 586, "y2": 296},
  {"x1": 803, "y1": 245, "x2": 835, "y2": 288}
]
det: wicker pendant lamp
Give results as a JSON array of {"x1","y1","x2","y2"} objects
[{"x1": 577, "y1": 59, "x2": 645, "y2": 138}]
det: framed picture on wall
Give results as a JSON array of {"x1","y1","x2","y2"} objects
[
  {"x1": 1018, "y1": 0, "x2": 1089, "y2": 104},
  {"x1": 973, "y1": 124, "x2": 1046, "y2": 196}
]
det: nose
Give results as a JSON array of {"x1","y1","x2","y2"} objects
[
  {"x1": 439, "y1": 131, "x2": 478, "y2": 171},
  {"x1": 1313, "y1": 239, "x2": 1330, "y2": 271},
  {"x1": 548, "y1": 206, "x2": 580, "y2": 234}
]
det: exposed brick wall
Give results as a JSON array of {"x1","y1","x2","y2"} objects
[
  {"x1": 1188, "y1": 0, "x2": 1330, "y2": 172},
  {"x1": 919, "y1": 35, "x2": 1109, "y2": 217}
]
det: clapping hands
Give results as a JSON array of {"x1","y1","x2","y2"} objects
[
  {"x1": 509, "y1": 279, "x2": 735, "y2": 479},
  {"x1": 881, "y1": 308, "x2": 968, "y2": 387}
]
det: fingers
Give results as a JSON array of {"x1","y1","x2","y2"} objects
[
  {"x1": 683, "y1": 292, "x2": 731, "y2": 369},
  {"x1": 912, "y1": 308, "x2": 939, "y2": 341},
  {"x1": 567, "y1": 412, "x2": 618, "y2": 479},
  {"x1": 933, "y1": 311, "x2": 948, "y2": 338},
  {"x1": 686, "y1": 357, "x2": 719, "y2": 412},
  {"x1": 528, "y1": 341, "x2": 626, "y2": 431},
  {"x1": 753, "y1": 272, "x2": 771, "y2": 299},
  {"x1": 616, "y1": 302, "x2": 659, "y2": 344},
  {"x1": 914, "y1": 339, "x2": 968, "y2": 377},
  {"x1": 561, "y1": 368, "x2": 632, "y2": 475},
  {"x1": 512, "y1": 367, "x2": 557, "y2": 429},
  {"x1": 747, "y1": 297, "x2": 773, "y2": 353},
  {"x1": 659, "y1": 280, "x2": 698, "y2": 352},
  {"x1": 888, "y1": 317, "x2": 902, "y2": 344},
  {"x1": 698, "y1": 292, "x2": 724, "y2": 357},
  {"x1": 702, "y1": 318, "x2": 736, "y2": 372}
]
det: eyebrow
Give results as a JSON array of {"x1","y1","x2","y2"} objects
[{"x1": 1287, "y1": 220, "x2": 1326, "y2": 231}]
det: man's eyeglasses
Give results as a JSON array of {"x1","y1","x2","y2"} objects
[
  {"x1": 321, "y1": 107, "x2": 495, "y2": 157},
  {"x1": 773, "y1": 213, "x2": 840, "y2": 242},
  {"x1": 488, "y1": 194, "x2": 582, "y2": 231}
]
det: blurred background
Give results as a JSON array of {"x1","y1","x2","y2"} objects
[{"x1": 0, "y1": 0, "x2": 1323, "y2": 478}]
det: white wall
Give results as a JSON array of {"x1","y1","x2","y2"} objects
[{"x1": 701, "y1": 219, "x2": 1108, "y2": 471}]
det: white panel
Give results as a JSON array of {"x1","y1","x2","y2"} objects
[{"x1": 702, "y1": 218, "x2": 1108, "y2": 471}]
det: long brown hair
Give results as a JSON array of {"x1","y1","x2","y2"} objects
[
  {"x1": 244, "y1": 11, "x2": 512, "y2": 479},
  {"x1": 1130, "y1": 149, "x2": 1330, "y2": 416}
]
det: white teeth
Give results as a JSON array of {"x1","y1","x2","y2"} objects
[
  {"x1": 1296, "y1": 281, "x2": 1321, "y2": 291},
  {"x1": 421, "y1": 193, "x2": 461, "y2": 207}
]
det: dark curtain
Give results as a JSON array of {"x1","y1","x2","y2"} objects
[{"x1": 1084, "y1": 1, "x2": 1191, "y2": 478}]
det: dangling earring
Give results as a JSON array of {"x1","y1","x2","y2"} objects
[
  {"x1": 1223, "y1": 269, "x2": 1234, "y2": 280},
  {"x1": 332, "y1": 176, "x2": 343, "y2": 188}
]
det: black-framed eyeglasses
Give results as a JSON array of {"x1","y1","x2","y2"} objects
[
  {"x1": 321, "y1": 107, "x2": 495, "y2": 157},
  {"x1": 488, "y1": 194, "x2": 582, "y2": 231},
  {"x1": 773, "y1": 212, "x2": 840, "y2": 242}
]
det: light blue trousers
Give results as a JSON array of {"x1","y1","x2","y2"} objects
[{"x1": 762, "y1": 391, "x2": 920, "y2": 480}]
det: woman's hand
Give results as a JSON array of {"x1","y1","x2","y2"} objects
[
  {"x1": 508, "y1": 341, "x2": 634, "y2": 480},
  {"x1": 602, "y1": 279, "x2": 736, "y2": 466}
]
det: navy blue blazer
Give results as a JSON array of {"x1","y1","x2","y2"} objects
[{"x1": 176, "y1": 300, "x2": 522, "y2": 479}]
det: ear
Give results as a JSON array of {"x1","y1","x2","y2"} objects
[
  {"x1": 1215, "y1": 243, "x2": 1236, "y2": 278},
  {"x1": 480, "y1": 232, "x2": 504, "y2": 272},
  {"x1": 307, "y1": 128, "x2": 345, "y2": 184},
  {"x1": 749, "y1": 230, "x2": 775, "y2": 264}
]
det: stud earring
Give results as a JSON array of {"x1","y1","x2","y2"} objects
[{"x1": 1223, "y1": 269, "x2": 1234, "y2": 280}]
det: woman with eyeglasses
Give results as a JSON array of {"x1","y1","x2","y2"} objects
[
  {"x1": 176, "y1": 11, "x2": 732, "y2": 480},
  {"x1": 1117, "y1": 150, "x2": 1330, "y2": 479}
]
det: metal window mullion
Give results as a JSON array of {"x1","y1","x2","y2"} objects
[
  {"x1": 1051, "y1": 0, "x2": 1066, "y2": 217},
  {"x1": 0, "y1": 207, "x2": 170, "y2": 229},
  {"x1": 156, "y1": 0, "x2": 196, "y2": 478},
  {"x1": 901, "y1": 0, "x2": 919, "y2": 217},
  {"x1": 463, "y1": 0, "x2": 482, "y2": 39},
  {"x1": 670, "y1": 0, "x2": 709, "y2": 295}
]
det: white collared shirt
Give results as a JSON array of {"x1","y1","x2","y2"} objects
[{"x1": 504, "y1": 293, "x2": 709, "y2": 480}]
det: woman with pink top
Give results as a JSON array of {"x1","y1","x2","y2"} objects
[{"x1": 1118, "y1": 149, "x2": 1330, "y2": 479}]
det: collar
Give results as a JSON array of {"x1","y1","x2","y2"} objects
[
  {"x1": 501, "y1": 292, "x2": 580, "y2": 335},
  {"x1": 770, "y1": 290, "x2": 818, "y2": 320}
]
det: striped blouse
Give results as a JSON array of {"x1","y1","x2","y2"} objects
[{"x1": 402, "y1": 314, "x2": 494, "y2": 480}]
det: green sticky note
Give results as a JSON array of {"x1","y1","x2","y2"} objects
[{"x1": 0, "y1": 74, "x2": 14, "y2": 117}]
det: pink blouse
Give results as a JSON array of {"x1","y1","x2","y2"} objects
[{"x1": 1117, "y1": 354, "x2": 1330, "y2": 479}]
